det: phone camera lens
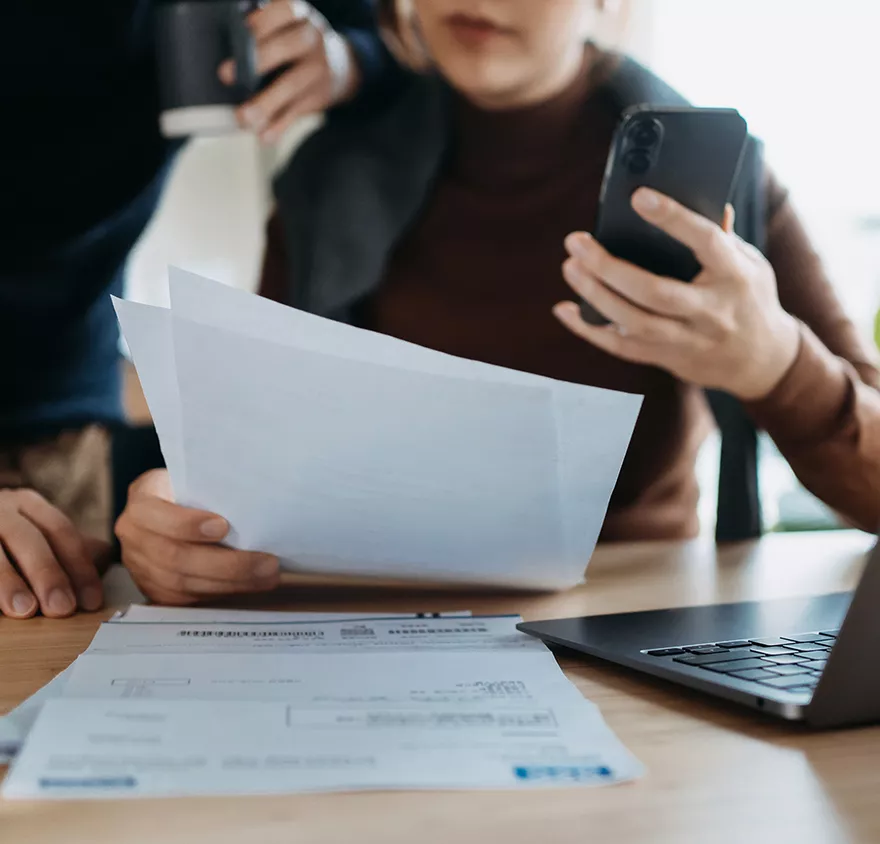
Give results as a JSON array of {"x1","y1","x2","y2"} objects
[
  {"x1": 623, "y1": 149, "x2": 652, "y2": 175},
  {"x1": 628, "y1": 119, "x2": 661, "y2": 149}
]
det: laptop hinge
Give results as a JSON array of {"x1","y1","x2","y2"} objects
[{"x1": 805, "y1": 543, "x2": 880, "y2": 728}]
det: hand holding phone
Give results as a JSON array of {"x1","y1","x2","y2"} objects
[
  {"x1": 580, "y1": 106, "x2": 748, "y2": 325},
  {"x1": 554, "y1": 106, "x2": 802, "y2": 402}
]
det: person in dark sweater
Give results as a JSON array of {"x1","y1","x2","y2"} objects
[
  {"x1": 115, "y1": 0, "x2": 880, "y2": 607},
  {"x1": 0, "y1": 0, "x2": 400, "y2": 619}
]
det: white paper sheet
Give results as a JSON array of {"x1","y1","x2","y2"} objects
[
  {"x1": 112, "y1": 298, "x2": 186, "y2": 495},
  {"x1": 60, "y1": 650, "x2": 582, "y2": 707},
  {"x1": 4, "y1": 616, "x2": 643, "y2": 798},
  {"x1": 3, "y1": 696, "x2": 643, "y2": 798},
  {"x1": 0, "y1": 610, "x2": 470, "y2": 763},
  {"x1": 81, "y1": 616, "x2": 546, "y2": 655},
  {"x1": 52, "y1": 616, "x2": 577, "y2": 711},
  {"x1": 172, "y1": 318, "x2": 567, "y2": 587},
  {"x1": 0, "y1": 668, "x2": 74, "y2": 766},
  {"x1": 116, "y1": 268, "x2": 642, "y2": 589},
  {"x1": 167, "y1": 269, "x2": 641, "y2": 568}
]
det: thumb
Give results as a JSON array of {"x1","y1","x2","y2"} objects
[
  {"x1": 124, "y1": 470, "x2": 230, "y2": 544},
  {"x1": 131, "y1": 468, "x2": 175, "y2": 503}
]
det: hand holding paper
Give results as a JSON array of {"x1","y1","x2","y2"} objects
[
  {"x1": 113, "y1": 269, "x2": 642, "y2": 592},
  {"x1": 116, "y1": 469, "x2": 281, "y2": 606}
]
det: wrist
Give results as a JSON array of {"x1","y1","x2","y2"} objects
[
  {"x1": 732, "y1": 313, "x2": 802, "y2": 402},
  {"x1": 325, "y1": 32, "x2": 361, "y2": 104}
]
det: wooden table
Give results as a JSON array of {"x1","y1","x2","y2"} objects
[{"x1": 2, "y1": 531, "x2": 879, "y2": 844}]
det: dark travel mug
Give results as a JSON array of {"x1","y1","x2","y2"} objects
[{"x1": 154, "y1": 0, "x2": 265, "y2": 137}]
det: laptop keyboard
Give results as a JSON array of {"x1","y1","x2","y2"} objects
[{"x1": 643, "y1": 629, "x2": 839, "y2": 695}]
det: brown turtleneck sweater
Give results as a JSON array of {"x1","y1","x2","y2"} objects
[{"x1": 262, "y1": 56, "x2": 880, "y2": 541}]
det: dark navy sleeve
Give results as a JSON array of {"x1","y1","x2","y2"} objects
[{"x1": 313, "y1": 0, "x2": 406, "y2": 112}]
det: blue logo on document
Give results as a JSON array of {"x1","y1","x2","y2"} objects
[
  {"x1": 513, "y1": 765, "x2": 613, "y2": 782},
  {"x1": 39, "y1": 777, "x2": 138, "y2": 790}
]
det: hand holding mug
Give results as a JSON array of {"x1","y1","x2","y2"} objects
[{"x1": 219, "y1": 0, "x2": 360, "y2": 143}]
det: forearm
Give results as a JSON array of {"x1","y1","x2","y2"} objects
[{"x1": 744, "y1": 323, "x2": 880, "y2": 532}]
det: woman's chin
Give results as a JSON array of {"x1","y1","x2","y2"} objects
[{"x1": 440, "y1": 63, "x2": 530, "y2": 110}]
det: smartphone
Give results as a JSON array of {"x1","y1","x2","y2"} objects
[{"x1": 580, "y1": 106, "x2": 748, "y2": 325}]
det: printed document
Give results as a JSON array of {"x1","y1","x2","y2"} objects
[
  {"x1": 81, "y1": 615, "x2": 540, "y2": 655},
  {"x1": 4, "y1": 696, "x2": 640, "y2": 798},
  {"x1": 0, "y1": 669, "x2": 73, "y2": 766},
  {"x1": 0, "y1": 609, "x2": 469, "y2": 764},
  {"x1": 3, "y1": 615, "x2": 644, "y2": 797}
]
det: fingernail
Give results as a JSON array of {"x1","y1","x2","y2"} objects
[
  {"x1": 553, "y1": 302, "x2": 577, "y2": 320},
  {"x1": 256, "y1": 556, "x2": 280, "y2": 578},
  {"x1": 79, "y1": 585, "x2": 103, "y2": 611},
  {"x1": 633, "y1": 188, "x2": 661, "y2": 212},
  {"x1": 11, "y1": 592, "x2": 36, "y2": 616},
  {"x1": 562, "y1": 257, "x2": 585, "y2": 282},
  {"x1": 47, "y1": 588, "x2": 75, "y2": 616},
  {"x1": 201, "y1": 518, "x2": 229, "y2": 539},
  {"x1": 565, "y1": 232, "x2": 593, "y2": 258}
]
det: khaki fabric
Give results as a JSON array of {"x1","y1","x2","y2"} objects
[{"x1": 0, "y1": 425, "x2": 112, "y2": 542}]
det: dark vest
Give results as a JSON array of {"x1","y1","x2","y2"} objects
[{"x1": 273, "y1": 54, "x2": 764, "y2": 543}]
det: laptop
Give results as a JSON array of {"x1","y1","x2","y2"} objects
[{"x1": 518, "y1": 535, "x2": 880, "y2": 727}]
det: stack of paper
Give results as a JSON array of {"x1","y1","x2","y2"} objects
[
  {"x1": 2, "y1": 608, "x2": 643, "y2": 798},
  {"x1": 112, "y1": 269, "x2": 642, "y2": 590}
]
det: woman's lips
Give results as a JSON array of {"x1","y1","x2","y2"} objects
[{"x1": 445, "y1": 13, "x2": 512, "y2": 48}]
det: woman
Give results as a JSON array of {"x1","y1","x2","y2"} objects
[{"x1": 117, "y1": 0, "x2": 880, "y2": 605}]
